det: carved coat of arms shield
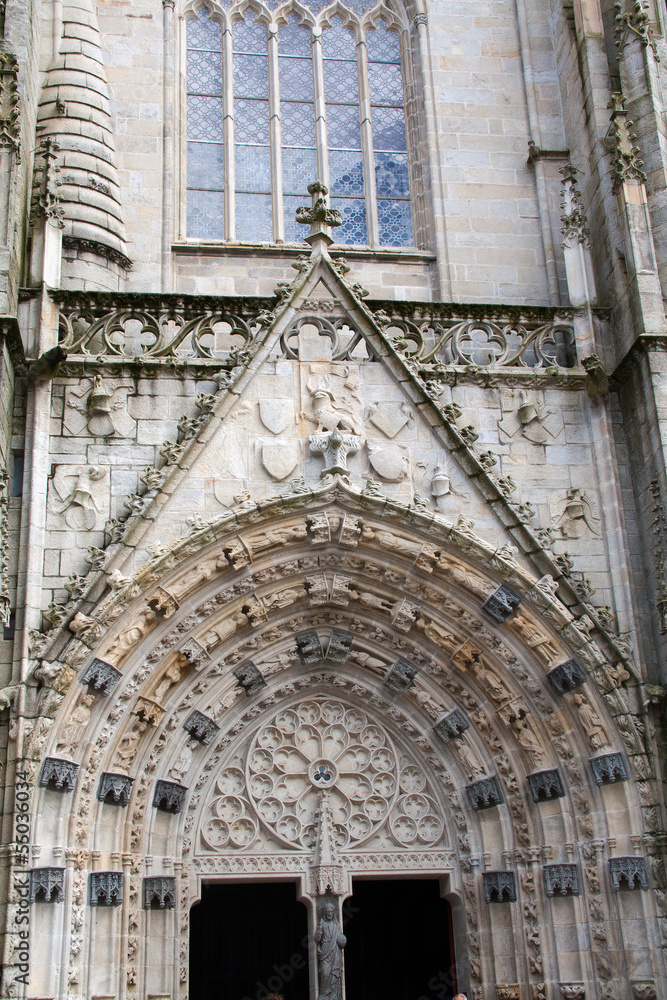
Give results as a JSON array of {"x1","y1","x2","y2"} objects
[
  {"x1": 259, "y1": 400, "x2": 293, "y2": 435},
  {"x1": 261, "y1": 440, "x2": 300, "y2": 481}
]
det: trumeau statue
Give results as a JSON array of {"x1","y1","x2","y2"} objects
[{"x1": 315, "y1": 902, "x2": 346, "y2": 1000}]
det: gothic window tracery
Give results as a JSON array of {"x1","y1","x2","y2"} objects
[{"x1": 185, "y1": 0, "x2": 414, "y2": 246}]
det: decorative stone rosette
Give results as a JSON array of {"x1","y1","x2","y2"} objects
[{"x1": 200, "y1": 697, "x2": 444, "y2": 853}]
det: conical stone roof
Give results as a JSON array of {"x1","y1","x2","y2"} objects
[{"x1": 36, "y1": 0, "x2": 130, "y2": 268}]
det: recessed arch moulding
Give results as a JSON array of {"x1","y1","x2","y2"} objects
[{"x1": 12, "y1": 482, "x2": 665, "y2": 1000}]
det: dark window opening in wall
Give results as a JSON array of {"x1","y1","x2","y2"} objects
[{"x1": 11, "y1": 452, "x2": 23, "y2": 497}]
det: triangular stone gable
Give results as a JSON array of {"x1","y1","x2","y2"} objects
[{"x1": 106, "y1": 248, "x2": 541, "y2": 581}]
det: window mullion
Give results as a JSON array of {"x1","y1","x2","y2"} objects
[
  {"x1": 312, "y1": 29, "x2": 329, "y2": 189},
  {"x1": 223, "y1": 20, "x2": 234, "y2": 240},
  {"x1": 357, "y1": 34, "x2": 378, "y2": 246},
  {"x1": 268, "y1": 26, "x2": 283, "y2": 242}
]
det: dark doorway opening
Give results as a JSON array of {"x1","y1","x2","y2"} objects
[
  {"x1": 190, "y1": 882, "x2": 309, "y2": 1000},
  {"x1": 344, "y1": 879, "x2": 456, "y2": 1000}
]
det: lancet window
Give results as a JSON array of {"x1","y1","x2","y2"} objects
[{"x1": 185, "y1": 0, "x2": 414, "y2": 247}]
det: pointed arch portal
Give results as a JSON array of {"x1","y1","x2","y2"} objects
[{"x1": 17, "y1": 472, "x2": 661, "y2": 999}]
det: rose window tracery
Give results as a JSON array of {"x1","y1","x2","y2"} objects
[{"x1": 200, "y1": 697, "x2": 445, "y2": 853}]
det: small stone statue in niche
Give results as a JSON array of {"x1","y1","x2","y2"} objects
[{"x1": 315, "y1": 902, "x2": 346, "y2": 1000}]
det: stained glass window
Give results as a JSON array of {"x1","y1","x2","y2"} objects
[
  {"x1": 185, "y1": 4, "x2": 414, "y2": 247},
  {"x1": 186, "y1": 12, "x2": 224, "y2": 239}
]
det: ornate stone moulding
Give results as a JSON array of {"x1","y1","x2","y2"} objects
[
  {"x1": 97, "y1": 771, "x2": 134, "y2": 806},
  {"x1": 589, "y1": 751, "x2": 629, "y2": 785},
  {"x1": 80, "y1": 657, "x2": 121, "y2": 696},
  {"x1": 39, "y1": 757, "x2": 79, "y2": 792},
  {"x1": 153, "y1": 779, "x2": 187, "y2": 814},
  {"x1": 481, "y1": 584, "x2": 521, "y2": 623},
  {"x1": 143, "y1": 876, "x2": 176, "y2": 909},
  {"x1": 33, "y1": 472, "x2": 620, "y2": 699},
  {"x1": 547, "y1": 657, "x2": 587, "y2": 694},
  {"x1": 183, "y1": 709, "x2": 219, "y2": 745},
  {"x1": 233, "y1": 661, "x2": 267, "y2": 696},
  {"x1": 296, "y1": 629, "x2": 323, "y2": 665},
  {"x1": 384, "y1": 657, "x2": 417, "y2": 692},
  {"x1": 325, "y1": 629, "x2": 353, "y2": 661},
  {"x1": 89, "y1": 871, "x2": 123, "y2": 906},
  {"x1": 543, "y1": 863, "x2": 580, "y2": 896},
  {"x1": 527, "y1": 768, "x2": 565, "y2": 802},
  {"x1": 608, "y1": 856, "x2": 649, "y2": 890},
  {"x1": 433, "y1": 708, "x2": 470, "y2": 742},
  {"x1": 466, "y1": 776, "x2": 504, "y2": 810},
  {"x1": 482, "y1": 870, "x2": 517, "y2": 902},
  {"x1": 30, "y1": 867, "x2": 65, "y2": 903}
]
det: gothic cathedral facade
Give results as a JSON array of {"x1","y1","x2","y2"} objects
[{"x1": 0, "y1": 0, "x2": 665, "y2": 996}]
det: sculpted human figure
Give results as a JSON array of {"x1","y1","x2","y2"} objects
[
  {"x1": 315, "y1": 902, "x2": 346, "y2": 1000},
  {"x1": 349, "y1": 589, "x2": 394, "y2": 614},
  {"x1": 55, "y1": 693, "x2": 95, "y2": 754}
]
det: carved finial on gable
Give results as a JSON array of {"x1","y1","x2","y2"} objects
[{"x1": 296, "y1": 180, "x2": 342, "y2": 253}]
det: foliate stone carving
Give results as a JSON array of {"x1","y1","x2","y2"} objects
[
  {"x1": 547, "y1": 657, "x2": 587, "y2": 694},
  {"x1": 325, "y1": 630, "x2": 353, "y2": 662},
  {"x1": 481, "y1": 584, "x2": 521, "y2": 623},
  {"x1": 482, "y1": 871, "x2": 517, "y2": 902},
  {"x1": 608, "y1": 92, "x2": 647, "y2": 192},
  {"x1": 496, "y1": 988, "x2": 520, "y2": 1000},
  {"x1": 527, "y1": 768, "x2": 565, "y2": 802},
  {"x1": 80, "y1": 658, "x2": 121, "y2": 696},
  {"x1": 0, "y1": 53, "x2": 20, "y2": 156},
  {"x1": 296, "y1": 630, "x2": 323, "y2": 664},
  {"x1": 433, "y1": 709, "x2": 470, "y2": 742},
  {"x1": 384, "y1": 658, "x2": 417, "y2": 692},
  {"x1": 143, "y1": 876, "x2": 176, "y2": 909},
  {"x1": 631, "y1": 983, "x2": 657, "y2": 1000},
  {"x1": 89, "y1": 871, "x2": 123, "y2": 906},
  {"x1": 589, "y1": 751, "x2": 629, "y2": 785},
  {"x1": 296, "y1": 180, "x2": 342, "y2": 238},
  {"x1": 544, "y1": 864, "x2": 580, "y2": 896},
  {"x1": 183, "y1": 709, "x2": 219, "y2": 744},
  {"x1": 560, "y1": 164, "x2": 590, "y2": 247},
  {"x1": 30, "y1": 136, "x2": 63, "y2": 224},
  {"x1": 153, "y1": 779, "x2": 187, "y2": 814},
  {"x1": 233, "y1": 661, "x2": 267, "y2": 696},
  {"x1": 39, "y1": 757, "x2": 79, "y2": 792},
  {"x1": 30, "y1": 867, "x2": 65, "y2": 903},
  {"x1": 560, "y1": 986, "x2": 585, "y2": 1000},
  {"x1": 309, "y1": 428, "x2": 361, "y2": 477},
  {"x1": 179, "y1": 637, "x2": 209, "y2": 669},
  {"x1": 615, "y1": 0, "x2": 659, "y2": 59},
  {"x1": 609, "y1": 856, "x2": 648, "y2": 890},
  {"x1": 97, "y1": 772, "x2": 134, "y2": 806},
  {"x1": 466, "y1": 776, "x2": 504, "y2": 810}
]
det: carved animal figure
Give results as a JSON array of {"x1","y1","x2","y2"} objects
[{"x1": 307, "y1": 377, "x2": 362, "y2": 435}]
